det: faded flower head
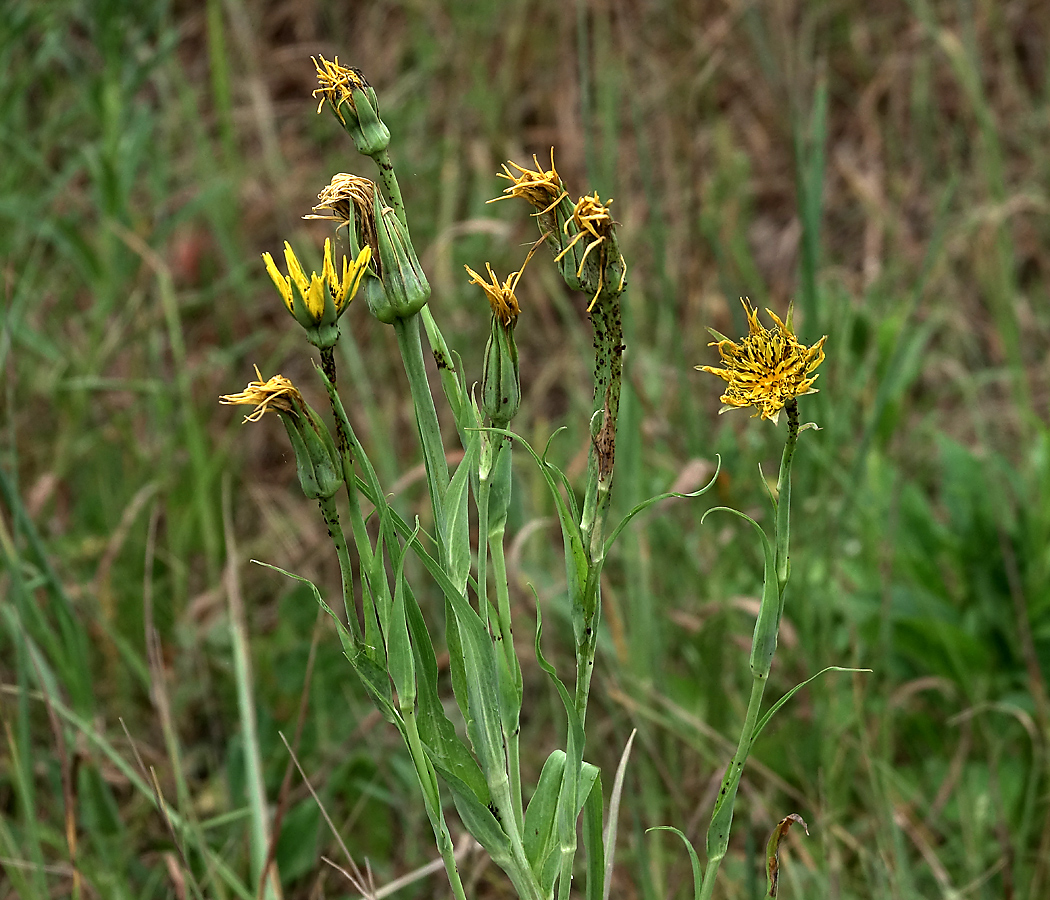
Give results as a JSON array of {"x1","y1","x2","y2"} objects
[
  {"x1": 220, "y1": 366, "x2": 304, "y2": 422},
  {"x1": 491, "y1": 149, "x2": 568, "y2": 214},
  {"x1": 465, "y1": 262, "x2": 521, "y2": 326},
  {"x1": 554, "y1": 192, "x2": 627, "y2": 309},
  {"x1": 307, "y1": 173, "x2": 376, "y2": 231},
  {"x1": 697, "y1": 299, "x2": 827, "y2": 425},
  {"x1": 464, "y1": 239, "x2": 543, "y2": 327},
  {"x1": 221, "y1": 366, "x2": 342, "y2": 499},
  {"x1": 312, "y1": 55, "x2": 367, "y2": 122}
]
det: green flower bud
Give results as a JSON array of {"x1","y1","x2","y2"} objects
[
  {"x1": 481, "y1": 315, "x2": 520, "y2": 427},
  {"x1": 366, "y1": 191, "x2": 431, "y2": 324}
]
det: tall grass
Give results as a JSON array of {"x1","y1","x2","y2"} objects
[{"x1": 2, "y1": 0, "x2": 1048, "y2": 897}]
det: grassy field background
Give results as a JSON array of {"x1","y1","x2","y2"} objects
[{"x1": 3, "y1": 0, "x2": 1050, "y2": 897}]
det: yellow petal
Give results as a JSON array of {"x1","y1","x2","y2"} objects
[
  {"x1": 262, "y1": 252, "x2": 294, "y2": 312},
  {"x1": 283, "y1": 242, "x2": 310, "y2": 293},
  {"x1": 304, "y1": 274, "x2": 326, "y2": 321},
  {"x1": 321, "y1": 238, "x2": 337, "y2": 293}
]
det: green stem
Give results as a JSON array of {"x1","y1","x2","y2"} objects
[
  {"x1": 575, "y1": 288, "x2": 624, "y2": 727},
  {"x1": 402, "y1": 710, "x2": 470, "y2": 900},
  {"x1": 701, "y1": 400, "x2": 800, "y2": 899},
  {"x1": 371, "y1": 148, "x2": 406, "y2": 227},
  {"x1": 394, "y1": 313, "x2": 449, "y2": 559},
  {"x1": 420, "y1": 304, "x2": 469, "y2": 441},
  {"x1": 318, "y1": 494, "x2": 361, "y2": 644},
  {"x1": 699, "y1": 674, "x2": 768, "y2": 900},
  {"x1": 774, "y1": 399, "x2": 799, "y2": 593},
  {"x1": 489, "y1": 516, "x2": 523, "y2": 835}
]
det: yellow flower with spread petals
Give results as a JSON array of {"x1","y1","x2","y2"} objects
[
  {"x1": 261, "y1": 238, "x2": 371, "y2": 348},
  {"x1": 698, "y1": 299, "x2": 827, "y2": 425}
]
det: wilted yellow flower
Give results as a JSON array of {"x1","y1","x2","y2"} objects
[
  {"x1": 307, "y1": 173, "x2": 376, "y2": 235},
  {"x1": 220, "y1": 366, "x2": 304, "y2": 423},
  {"x1": 464, "y1": 239, "x2": 543, "y2": 326},
  {"x1": 491, "y1": 149, "x2": 568, "y2": 214},
  {"x1": 698, "y1": 299, "x2": 827, "y2": 425},
  {"x1": 554, "y1": 192, "x2": 627, "y2": 309},
  {"x1": 312, "y1": 55, "x2": 367, "y2": 122},
  {"x1": 262, "y1": 238, "x2": 371, "y2": 323}
]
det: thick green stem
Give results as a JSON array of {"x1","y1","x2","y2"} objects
[
  {"x1": 394, "y1": 313, "x2": 449, "y2": 559},
  {"x1": 575, "y1": 289, "x2": 624, "y2": 727},
  {"x1": 699, "y1": 674, "x2": 768, "y2": 900},
  {"x1": 371, "y1": 148, "x2": 406, "y2": 227}
]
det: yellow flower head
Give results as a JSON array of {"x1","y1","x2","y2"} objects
[
  {"x1": 312, "y1": 55, "x2": 367, "y2": 123},
  {"x1": 697, "y1": 299, "x2": 827, "y2": 425},
  {"x1": 491, "y1": 149, "x2": 568, "y2": 214},
  {"x1": 464, "y1": 237, "x2": 545, "y2": 327},
  {"x1": 261, "y1": 239, "x2": 372, "y2": 323},
  {"x1": 220, "y1": 366, "x2": 304, "y2": 423}
]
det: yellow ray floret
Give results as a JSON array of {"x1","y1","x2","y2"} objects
[
  {"x1": 220, "y1": 366, "x2": 304, "y2": 423},
  {"x1": 697, "y1": 299, "x2": 827, "y2": 425}
]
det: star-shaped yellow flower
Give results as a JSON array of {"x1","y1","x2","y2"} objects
[
  {"x1": 698, "y1": 299, "x2": 827, "y2": 425},
  {"x1": 261, "y1": 238, "x2": 371, "y2": 324}
]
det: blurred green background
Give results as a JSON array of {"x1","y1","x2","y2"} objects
[{"x1": 3, "y1": 0, "x2": 1050, "y2": 897}]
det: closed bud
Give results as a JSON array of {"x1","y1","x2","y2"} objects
[
  {"x1": 366, "y1": 191, "x2": 431, "y2": 324},
  {"x1": 481, "y1": 316, "x2": 520, "y2": 427}
]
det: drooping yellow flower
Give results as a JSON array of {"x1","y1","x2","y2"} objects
[
  {"x1": 490, "y1": 149, "x2": 568, "y2": 214},
  {"x1": 312, "y1": 55, "x2": 367, "y2": 122},
  {"x1": 698, "y1": 299, "x2": 827, "y2": 425},
  {"x1": 220, "y1": 366, "x2": 304, "y2": 423},
  {"x1": 261, "y1": 239, "x2": 371, "y2": 324}
]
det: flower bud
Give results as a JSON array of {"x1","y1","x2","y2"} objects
[
  {"x1": 365, "y1": 191, "x2": 431, "y2": 324},
  {"x1": 481, "y1": 315, "x2": 520, "y2": 427}
]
